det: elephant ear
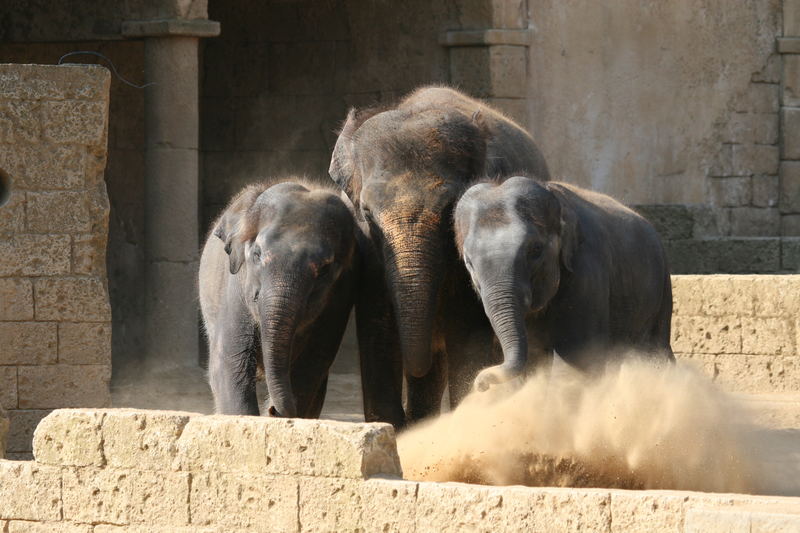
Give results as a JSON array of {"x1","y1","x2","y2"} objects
[
  {"x1": 329, "y1": 108, "x2": 359, "y2": 200},
  {"x1": 213, "y1": 212, "x2": 246, "y2": 275},
  {"x1": 546, "y1": 184, "x2": 580, "y2": 273}
]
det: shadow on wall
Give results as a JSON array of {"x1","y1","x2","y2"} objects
[{"x1": 0, "y1": 169, "x2": 10, "y2": 207}]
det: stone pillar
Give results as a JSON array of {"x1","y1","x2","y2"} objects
[
  {"x1": 122, "y1": 19, "x2": 220, "y2": 372},
  {"x1": 441, "y1": 0, "x2": 531, "y2": 127},
  {"x1": 778, "y1": 2, "x2": 800, "y2": 238}
]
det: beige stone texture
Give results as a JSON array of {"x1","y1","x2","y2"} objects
[
  {"x1": 359, "y1": 478, "x2": 419, "y2": 533},
  {"x1": 0, "y1": 366, "x2": 15, "y2": 409},
  {"x1": 32, "y1": 409, "x2": 104, "y2": 467},
  {"x1": 26, "y1": 191, "x2": 93, "y2": 233},
  {"x1": 684, "y1": 507, "x2": 751, "y2": 533},
  {"x1": 0, "y1": 322, "x2": 57, "y2": 365},
  {"x1": 0, "y1": 143, "x2": 87, "y2": 190},
  {"x1": 6, "y1": 409, "x2": 50, "y2": 453},
  {"x1": 741, "y1": 317, "x2": 796, "y2": 355},
  {"x1": 671, "y1": 315, "x2": 742, "y2": 354},
  {"x1": 610, "y1": 491, "x2": 685, "y2": 533},
  {"x1": 34, "y1": 277, "x2": 111, "y2": 321},
  {"x1": 0, "y1": 193, "x2": 25, "y2": 236},
  {"x1": 58, "y1": 322, "x2": 112, "y2": 364},
  {"x1": 17, "y1": 364, "x2": 111, "y2": 409},
  {"x1": 0, "y1": 278, "x2": 33, "y2": 320},
  {"x1": 298, "y1": 477, "x2": 365, "y2": 532},
  {"x1": 0, "y1": 461, "x2": 61, "y2": 521},
  {"x1": 783, "y1": 107, "x2": 800, "y2": 161},
  {"x1": 189, "y1": 472, "x2": 298, "y2": 531},
  {"x1": 0, "y1": 64, "x2": 110, "y2": 101},
  {"x1": 752, "y1": 276, "x2": 800, "y2": 316},
  {"x1": 0, "y1": 405, "x2": 7, "y2": 457},
  {"x1": 95, "y1": 528, "x2": 223, "y2": 533},
  {"x1": 6, "y1": 522, "x2": 93, "y2": 533},
  {"x1": 0, "y1": 100, "x2": 42, "y2": 142},
  {"x1": 41, "y1": 100, "x2": 107, "y2": 145},
  {"x1": 784, "y1": 55, "x2": 800, "y2": 108},
  {"x1": 62, "y1": 467, "x2": 190, "y2": 526},
  {"x1": 103, "y1": 410, "x2": 195, "y2": 471},
  {"x1": 177, "y1": 416, "x2": 401, "y2": 479},
  {"x1": 0, "y1": 235, "x2": 71, "y2": 276},
  {"x1": 527, "y1": 1, "x2": 778, "y2": 204}
]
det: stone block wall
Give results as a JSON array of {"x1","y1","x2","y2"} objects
[
  {"x1": 672, "y1": 275, "x2": 800, "y2": 393},
  {"x1": 0, "y1": 408, "x2": 798, "y2": 532},
  {"x1": 0, "y1": 64, "x2": 113, "y2": 458}
]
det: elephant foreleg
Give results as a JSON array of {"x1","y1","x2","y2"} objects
[{"x1": 208, "y1": 330, "x2": 260, "y2": 416}]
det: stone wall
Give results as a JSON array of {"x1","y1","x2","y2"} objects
[
  {"x1": 0, "y1": 64, "x2": 113, "y2": 458},
  {"x1": 672, "y1": 275, "x2": 800, "y2": 393},
  {"x1": 0, "y1": 408, "x2": 797, "y2": 532}
]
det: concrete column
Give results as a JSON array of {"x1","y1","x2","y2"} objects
[
  {"x1": 441, "y1": 5, "x2": 532, "y2": 129},
  {"x1": 123, "y1": 19, "x2": 220, "y2": 372}
]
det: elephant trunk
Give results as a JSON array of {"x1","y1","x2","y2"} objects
[
  {"x1": 474, "y1": 276, "x2": 528, "y2": 391},
  {"x1": 386, "y1": 226, "x2": 443, "y2": 378},
  {"x1": 258, "y1": 279, "x2": 307, "y2": 418}
]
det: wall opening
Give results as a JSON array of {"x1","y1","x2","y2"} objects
[{"x1": 0, "y1": 169, "x2": 10, "y2": 207}]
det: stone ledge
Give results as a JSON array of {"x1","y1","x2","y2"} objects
[
  {"x1": 439, "y1": 29, "x2": 532, "y2": 47},
  {"x1": 779, "y1": 37, "x2": 800, "y2": 54},
  {"x1": 121, "y1": 19, "x2": 221, "y2": 38}
]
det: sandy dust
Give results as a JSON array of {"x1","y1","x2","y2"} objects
[{"x1": 397, "y1": 358, "x2": 799, "y2": 495}]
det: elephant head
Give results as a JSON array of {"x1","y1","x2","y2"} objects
[
  {"x1": 454, "y1": 176, "x2": 579, "y2": 391},
  {"x1": 330, "y1": 106, "x2": 487, "y2": 377},
  {"x1": 219, "y1": 181, "x2": 358, "y2": 417}
]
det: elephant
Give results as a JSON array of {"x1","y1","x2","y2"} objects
[
  {"x1": 199, "y1": 178, "x2": 360, "y2": 418},
  {"x1": 329, "y1": 86, "x2": 551, "y2": 425},
  {"x1": 453, "y1": 176, "x2": 675, "y2": 392}
]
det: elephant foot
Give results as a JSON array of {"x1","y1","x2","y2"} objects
[{"x1": 473, "y1": 364, "x2": 523, "y2": 392}]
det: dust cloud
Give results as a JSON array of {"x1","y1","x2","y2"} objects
[{"x1": 397, "y1": 358, "x2": 800, "y2": 495}]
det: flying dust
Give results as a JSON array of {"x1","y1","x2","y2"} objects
[{"x1": 397, "y1": 358, "x2": 800, "y2": 495}]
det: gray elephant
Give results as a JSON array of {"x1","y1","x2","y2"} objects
[
  {"x1": 199, "y1": 178, "x2": 360, "y2": 417},
  {"x1": 453, "y1": 176, "x2": 674, "y2": 391},
  {"x1": 329, "y1": 86, "x2": 550, "y2": 425}
]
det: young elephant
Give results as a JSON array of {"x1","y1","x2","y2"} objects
[
  {"x1": 454, "y1": 176, "x2": 674, "y2": 391},
  {"x1": 199, "y1": 178, "x2": 360, "y2": 417}
]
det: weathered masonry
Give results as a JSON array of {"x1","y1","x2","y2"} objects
[
  {"x1": 0, "y1": 409, "x2": 798, "y2": 532},
  {"x1": 0, "y1": 64, "x2": 113, "y2": 459}
]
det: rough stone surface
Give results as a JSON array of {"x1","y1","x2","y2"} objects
[
  {"x1": 189, "y1": 472, "x2": 297, "y2": 531},
  {"x1": 0, "y1": 366, "x2": 16, "y2": 410},
  {"x1": 104, "y1": 410, "x2": 195, "y2": 471},
  {"x1": 32, "y1": 409, "x2": 105, "y2": 467},
  {"x1": 34, "y1": 278, "x2": 111, "y2": 321},
  {"x1": 58, "y1": 322, "x2": 112, "y2": 364},
  {"x1": 17, "y1": 365, "x2": 110, "y2": 409},
  {"x1": 0, "y1": 461, "x2": 61, "y2": 521},
  {"x1": 0, "y1": 278, "x2": 33, "y2": 320},
  {"x1": 0, "y1": 321, "x2": 57, "y2": 365},
  {"x1": 0, "y1": 405, "x2": 7, "y2": 457},
  {"x1": 5, "y1": 409, "x2": 51, "y2": 454}
]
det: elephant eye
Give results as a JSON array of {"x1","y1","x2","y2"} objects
[
  {"x1": 530, "y1": 243, "x2": 544, "y2": 257},
  {"x1": 317, "y1": 262, "x2": 332, "y2": 278}
]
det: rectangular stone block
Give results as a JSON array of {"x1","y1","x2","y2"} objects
[
  {"x1": 32, "y1": 409, "x2": 105, "y2": 467},
  {"x1": 72, "y1": 233, "x2": 106, "y2": 275},
  {"x1": 0, "y1": 278, "x2": 33, "y2": 320},
  {"x1": 784, "y1": 215, "x2": 800, "y2": 237},
  {"x1": 0, "y1": 321, "x2": 57, "y2": 365},
  {"x1": 360, "y1": 478, "x2": 419, "y2": 533},
  {"x1": 742, "y1": 317, "x2": 797, "y2": 355},
  {"x1": 783, "y1": 107, "x2": 800, "y2": 161},
  {"x1": 714, "y1": 355, "x2": 794, "y2": 393},
  {"x1": 748, "y1": 511, "x2": 800, "y2": 531},
  {"x1": 6, "y1": 409, "x2": 51, "y2": 453},
  {"x1": 58, "y1": 322, "x2": 112, "y2": 364},
  {"x1": 17, "y1": 364, "x2": 110, "y2": 409},
  {"x1": 42, "y1": 100, "x2": 107, "y2": 145},
  {"x1": 751, "y1": 276, "x2": 800, "y2": 316},
  {"x1": 609, "y1": 491, "x2": 684, "y2": 533},
  {"x1": 716, "y1": 238, "x2": 781, "y2": 273},
  {"x1": 0, "y1": 100, "x2": 41, "y2": 142},
  {"x1": 781, "y1": 161, "x2": 800, "y2": 213},
  {"x1": 0, "y1": 461, "x2": 61, "y2": 521},
  {"x1": 34, "y1": 277, "x2": 111, "y2": 321},
  {"x1": 783, "y1": 238, "x2": 800, "y2": 270},
  {"x1": 732, "y1": 144, "x2": 779, "y2": 176},
  {"x1": 698, "y1": 275, "x2": 756, "y2": 316},
  {"x1": 0, "y1": 235, "x2": 72, "y2": 276},
  {"x1": 0, "y1": 366, "x2": 17, "y2": 410},
  {"x1": 190, "y1": 472, "x2": 297, "y2": 531},
  {"x1": 104, "y1": 410, "x2": 195, "y2": 471},
  {"x1": 177, "y1": 415, "x2": 401, "y2": 479},
  {"x1": 26, "y1": 191, "x2": 92, "y2": 233},
  {"x1": 63, "y1": 468, "x2": 190, "y2": 526},
  {"x1": 752, "y1": 175, "x2": 779, "y2": 207},
  {"x1": 7, "y1": 522, "x2": 93, "y2": 533},
  {"x1": 734, "y1": 83, "x2": 779, "y2": 114},
  {"x1": 0, "y1": 143, "x2": 87, "y2": 190},
  {"x1": 0, "y1": 64, "x2": 110, "y2": 101},
  {"x1": 0, "y1": 193, "x2": 25, "y2": 236},
  {"x1": 726, "y1": 113, "x2": 779, "y2": 145},
  {"x1": 671, "y1": 316, "x2": 742, "y2": 354},
  {"x1": 298, "y1": 477, "x2": 364, "y2": 532},
  {"x1": 730, "y1": 207, "x2": 781, "y2": 236},
  {"x1": 684, "y1": 508, "x2": 750, "y2": 533},
  {"x1": 709, "y1": 177, "x2": 751, "y2": 207}
]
